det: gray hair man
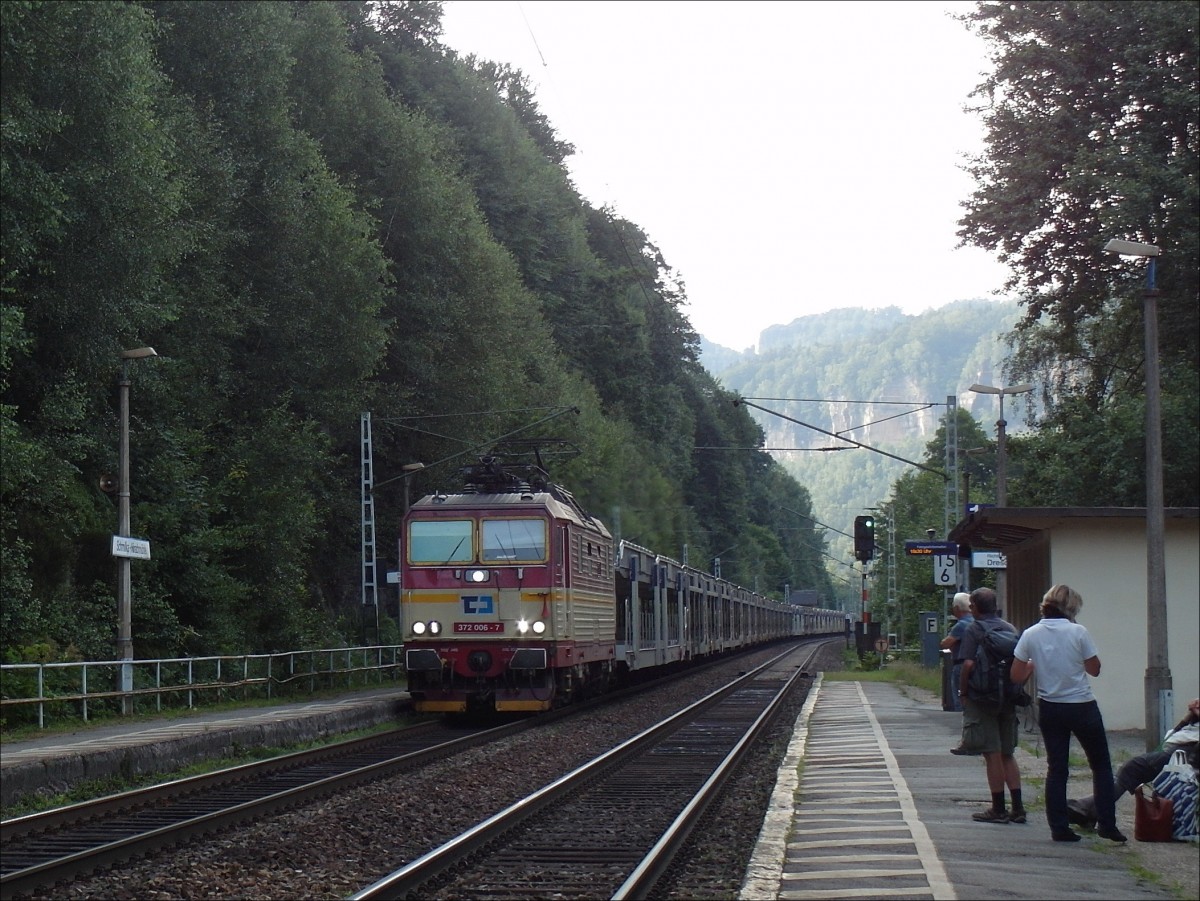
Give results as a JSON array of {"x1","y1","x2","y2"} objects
[{"x1": 941, "y1": 592, "x2": 974, "y2": 713}]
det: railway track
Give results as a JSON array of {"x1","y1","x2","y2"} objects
[
  {"x1": 351, "y1": 642, "x2": 822, "y2": 901},
  {"x1": 0, "y1": 719, "x2": 520, "y2": 898},
  {"x1": 1, "y1": 642, "x2": 820, "y2": 899}
]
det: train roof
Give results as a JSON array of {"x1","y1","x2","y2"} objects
[
  {"x1": 405, "y1": 455, "x2": 610, "y2": 537},
  {"x1": 409, "y1": 491, "x2": 612, "y2": 538}
]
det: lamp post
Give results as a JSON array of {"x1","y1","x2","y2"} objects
[
  {"x1": 967, "y1": 382, "x2": 1034, "y2": 507},
  {"x1": 117, "y1": 347, "x2": 157, "y2": 714},
  {"x1": 1104, "y1": 238, "x2": 1171, "y2": 750},
  {"x1": 968, "y1": 382, "x2": 1033, "y2": 613}
]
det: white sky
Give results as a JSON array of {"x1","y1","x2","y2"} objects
[{"x1": 440, "y1": 0, "x2": 1013, "y2": 351}]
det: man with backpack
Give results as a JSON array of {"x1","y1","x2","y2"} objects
[{"x1": 953, "y1": 586, "x2": 1026, "y2": 824}]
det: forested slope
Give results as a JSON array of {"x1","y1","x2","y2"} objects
[
  {"x1": 4, "y1": 0, "x2": 1196, "y2": 661},
  {"x1": 0, "y1": 0, "x2": 834, "y2": 662},
  {"x1": 703, "y1": 299, "x2": 1028, "y2": 554}
]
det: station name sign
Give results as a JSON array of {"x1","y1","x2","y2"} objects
[
  {"x1": 972, "y1": 551, "x2": 1008, "y2": 569},
  {"x1": 111, "y1": 535, "x2": 151, "y2": 560},
  {"x1": 904, "y1": 540, "x2": 957, "y2": 557}
]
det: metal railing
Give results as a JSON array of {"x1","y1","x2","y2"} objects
[{"x1": 0, "y1": 645, "x2": 405, "y2": 730}]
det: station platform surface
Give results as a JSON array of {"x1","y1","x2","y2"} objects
[
  {"x1": 742, "y1": 676, "x2": 1198, "y2": 901},
  {"x1": 2, "y1": 678, "x2": 1196, "y2": 900},
  {"x1": 0, "y1": 685, "x2": 409, "y2": 809}
]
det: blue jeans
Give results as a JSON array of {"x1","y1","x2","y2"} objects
[
  {"x1": 1039, "y1": 699, "x2": 1117, "y2": 834},
  {"x1": 950, "y1": 662, "x2": 963, "y2": 711}
]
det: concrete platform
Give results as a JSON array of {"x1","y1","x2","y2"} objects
[
  {"x1": 0, "y1": 687, "x2": 409, "y2": 809},
  {"x1": 743, "y1": 676, "x2": 1199, "y2": 901}
]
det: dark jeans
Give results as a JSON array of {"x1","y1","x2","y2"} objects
[
  {"x1": 950, "y1": 662, "x2": 964, "y2": 712},
  {"x1": 1039, "y1": 699, "x2": 1117, "y2": 834}
]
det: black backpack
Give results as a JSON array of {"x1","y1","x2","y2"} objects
[{"x1": 965, "y1": 619, "x2": 1021, "y2": 709}]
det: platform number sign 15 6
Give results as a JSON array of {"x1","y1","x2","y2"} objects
[{"x1": 934, "y1": 554, "x2": 957, "y2": 587}]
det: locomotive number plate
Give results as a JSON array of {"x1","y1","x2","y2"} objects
[{"x1": 453, "y1": 622, "x2": 505, "y2": 633}]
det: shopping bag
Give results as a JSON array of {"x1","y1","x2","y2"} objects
[
  {"x1": 1149, "y1": 749, "x2": 1199, "y2": 841},
  {"x1": 1134, "y1": 783, "x2": 1174, "y2": 842}
]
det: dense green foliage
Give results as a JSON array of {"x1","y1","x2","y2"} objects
[
  {"x1": 0, "y1": 0, "x2": 833, "y2": 664},
  {"x1": 716, "y1": 1, "x2": 1199, "y2": 622},
  {"x1": 958, "y1": 1, "x2": 1199, "y2": 507},
  {"x1": 880, "y1": 1, "x2": 1200, "y2": 634},
  {"x1": 712, "y1": 298, "x2": 1026, "y2": 609},
  {"x1": 3, "y1": 1, "x2": 1196, "y2": 664}
]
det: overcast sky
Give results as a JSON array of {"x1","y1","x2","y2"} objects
[{"x1": 440, "y1": 0, "x2": 1013, "y2": 351}]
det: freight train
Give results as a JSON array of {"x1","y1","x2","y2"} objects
[{"x1": 399, "y1": 456, "x2": 845, "y2": 714}]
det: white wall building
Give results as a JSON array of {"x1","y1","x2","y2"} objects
[{"x1": 949, "y1": 507, "x2": 1199, "y2": 733}]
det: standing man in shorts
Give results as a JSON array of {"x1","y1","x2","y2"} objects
[{"x1": 956, "y1": 587, "x2": 1025, "y2": 824}]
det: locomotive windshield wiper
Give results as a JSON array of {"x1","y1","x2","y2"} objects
[
  {"x1": 443, "y1": 537, "x2": 467, "y2": 566},
  {"x1": 492, "y1": 526, "x2": 515, "y2": 561}
]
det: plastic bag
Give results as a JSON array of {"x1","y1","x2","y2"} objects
[{"x1": 1149, "y1": 749, "x2": 1199, "y2": 841}]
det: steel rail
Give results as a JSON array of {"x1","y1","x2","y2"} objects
[
  {"x1": 1, "y1": 642, "x2": 801, "y2": 898},
  {"x1": 0, "y1": 720, "x2": 515, "y2": 897},
  {"x1": 350, "y1": 642, "x2": 821, "y2": 900},
  {"x1": 612, "y1": 649, "x2": 814, "y2": 898}
]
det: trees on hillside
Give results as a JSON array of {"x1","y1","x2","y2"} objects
[
  {"x1": 717, "y1": 299, "x2": 1025, "y2": 567},
  {"x1": 960, "y1": 1, "x2": 1197, "y2": 363},
  {"x1": 872, "y1": 411, "x2": 994, "y2": 645},
  {"x1": 0, "y1": 0, "x2": 825, "y2": 665},
  {"x1": 2, "y1": 0, "x2": 208, "y2": 659},
  {"x1": 862, "y1": 1, "x2": 1199, "y2": 639},
  {"x1": 957, "y1": 1, "x2": 1199, "y2": 508}
]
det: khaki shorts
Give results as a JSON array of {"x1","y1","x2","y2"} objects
[{"x1": 960, "y1": 697, "x2": 1018, "y2": 755}]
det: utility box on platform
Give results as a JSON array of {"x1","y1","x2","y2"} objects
[{"x1": 919, "y1": 611, "x2": 941, "y2": 668}]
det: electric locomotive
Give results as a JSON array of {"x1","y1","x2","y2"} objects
[
  {"x1": 400, "y1": 456, "x2": 616, "y2": 713},
  {"x1": 398, "y1": 455, "x2": 842, "y2": 715}
]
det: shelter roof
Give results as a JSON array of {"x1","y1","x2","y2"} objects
[{"x1": 948, "y1": 506, "x2": 1199, "y2": 552}]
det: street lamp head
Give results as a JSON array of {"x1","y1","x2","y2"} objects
[
  {"x1": 121, "y1": 347, "x2": 158, "y2": 360},
  {"x1": 971, "y1": 382, "x2": 1033, "y2": 511},
  {"x1": 969, "y1": 382, "x2": 1034, "y2": 397},
  {"x1": 1104, "y1": 238, "x2": 1160, "y2": 257}
]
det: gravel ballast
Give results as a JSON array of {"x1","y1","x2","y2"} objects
[{"x1": 33, "y1": 642, "x2": 844, "y2": 900}]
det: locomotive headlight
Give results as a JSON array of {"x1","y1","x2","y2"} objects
[
  {"x1": 411, "y1": 621, "x2": 427, "y2": 636},
  {"x1": 532, "y1": 620, "x2": 546, "y2": 635},
  {"x1": 516, "y1": 619, "x2": 530, "y2": 634},
  {"x1": 428, "y1": 620, "x2": 442, "y2": 635},
  {"x1": 465, "y1": 569, "x2": 490, "y2": 583}
]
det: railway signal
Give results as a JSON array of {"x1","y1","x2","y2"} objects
[{"x1": 854, "y1": 515, "x2": 875, "y2": 562}]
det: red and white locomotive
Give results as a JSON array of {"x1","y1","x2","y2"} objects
[{"x1": 399, "y1": 456, "x2": 843, "y2": 714}]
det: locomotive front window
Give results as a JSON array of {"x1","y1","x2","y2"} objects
[
  {"x1": 409, "y1": 519, "x2": 474, "y2": 564},
  {"x1": 482, "y1": 518, "x2": 547, "y2": 562}
]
